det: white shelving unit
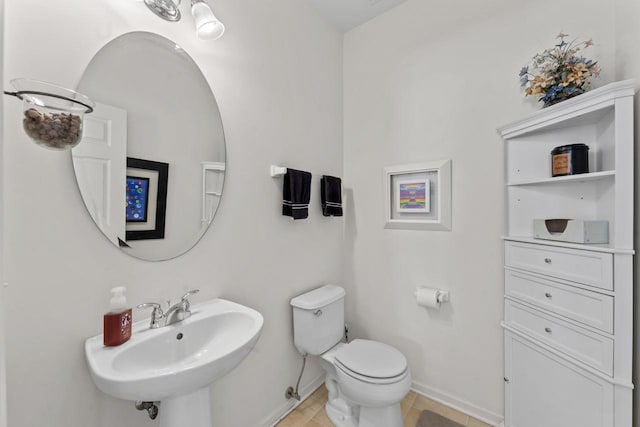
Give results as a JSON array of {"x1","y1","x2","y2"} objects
[
  {"x1": 498, "y1": 80, "x2": 635, "y2": 427},
  {"x1": 201, "y1": 161, "x2": 225, "y2": 225}
]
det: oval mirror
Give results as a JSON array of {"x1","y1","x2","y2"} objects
[{"x1": 72, "y1": 32, "x2": 225, "y2": 261}]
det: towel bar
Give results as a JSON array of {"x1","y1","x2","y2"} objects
[{"x1": 270, "y1": 165, "x2": 287, "y2": 177}]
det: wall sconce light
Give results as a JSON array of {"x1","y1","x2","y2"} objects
[
  {"x1": 142, "y1": 0, "x2": 225, "y2": 40},
  {"x1": 191, "y1": 0, "x2": 225, "y2": 40}
]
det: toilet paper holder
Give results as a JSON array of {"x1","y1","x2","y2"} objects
[
  {"x1": 437, "y1": 290, "x2": 450, "y2": 303},
  {"x1": 414, "y1": 287, "x2": 450, "y2": 304}
]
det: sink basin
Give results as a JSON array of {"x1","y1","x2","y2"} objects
[{"x1": 85, "y1": 298, "x2": 263, "y2": 402}]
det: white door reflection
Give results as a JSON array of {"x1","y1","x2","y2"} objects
[{"x1": 72, "y1": 102, "x2": 127, "y2": 246}]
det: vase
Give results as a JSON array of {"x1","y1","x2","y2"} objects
[
  {"x1": 542, "y1": 91, "x2": 583, "y2": 108},
  {"x1": 543, "y1": 98, "x2": 565, "y2": 108}
]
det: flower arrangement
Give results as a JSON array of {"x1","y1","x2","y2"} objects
[{"x1": 519, "y1": 32, "x2": 601, "y2": 107}]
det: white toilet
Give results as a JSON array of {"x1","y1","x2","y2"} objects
[{"x1": 291, "y1": 285, "x2": 411, "y2": 427}]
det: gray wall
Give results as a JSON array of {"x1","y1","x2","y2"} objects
[
  {"x1": 5, "y1": 0, "x2": 640, "y2": 426},
  {"x1": 3, "y1": 1, "x2": 343, "y2": 426},
  {"x1": 0, "y1": 0, "x2": 5, "y2": 425},
  {"x1": 343, "y1": 0, "x2": 616, "y2": 422}
]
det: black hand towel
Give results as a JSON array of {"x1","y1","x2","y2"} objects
[
  {"x1": 283, "y1": 168, "x2": 312, "y2": 220},
  {"x1": 321, "y1": 175, "x2": 343, "y2": 217}
]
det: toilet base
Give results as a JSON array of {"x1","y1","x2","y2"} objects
[
  {"x1": 324, "y1": 397, "x2": 403, "y2": 427},
  {"x1": 359, "y1": 404, "x2": 403, "y2": 427},
  {"x1": 325, "y1": 398, "x2": 358, "y2": 427}
]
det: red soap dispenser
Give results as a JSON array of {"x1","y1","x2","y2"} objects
[{"x1": 103, "y1": 286, "x2": 132, "y2": 347}]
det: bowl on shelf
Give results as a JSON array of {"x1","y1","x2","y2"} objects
[{"x1": 9, "y1": 78, "x2": 95, "y2": 151}]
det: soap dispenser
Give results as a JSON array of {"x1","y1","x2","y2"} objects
[{"x1": 103, "y1": 286, "x2": 132, "y2": 347}]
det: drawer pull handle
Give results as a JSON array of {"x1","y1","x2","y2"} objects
[
  {"x1": 545, "y1": 293, "x2": 552, "y2": 298},
  {"x1": 544, "y1": 327, "x2": 552, "y2": 333},
  {"x1": 544, "y1": 258, "x2": 552, "y2": 264}
]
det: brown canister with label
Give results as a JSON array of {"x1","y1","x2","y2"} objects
[{"x1": 551, "y1": 144, "x2": 589, "y2": 177}]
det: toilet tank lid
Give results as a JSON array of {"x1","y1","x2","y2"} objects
[{"x1": 290, "y1": 285, "x2": 346, "y2": 309}]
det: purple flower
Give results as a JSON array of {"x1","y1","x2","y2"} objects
[
  {"x1": 519, "y1": 66, "x2": 529, "y2": 77},
  {"x1": 541, "y1": 85, "x2": 563, "y2": 103}
]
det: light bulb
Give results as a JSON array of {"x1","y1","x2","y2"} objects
[{"x1": 191, "y1": 1, "x2": 225, "y2": 40}]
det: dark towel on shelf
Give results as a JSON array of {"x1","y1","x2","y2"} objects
[
  {"x1": 321, "y1": 175, "x2": 343, "y2": 217},
  {"x1": 283, "y1": 168, "x2": 312, "y2": 220}
]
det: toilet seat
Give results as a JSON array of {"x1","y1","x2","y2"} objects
[{"x1": 335, "y1": 339, "x2": 408, "y2": 384}]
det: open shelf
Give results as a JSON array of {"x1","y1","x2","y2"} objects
[{"x1": 507, "y1": 170, "x2": 615, "y2": 187}]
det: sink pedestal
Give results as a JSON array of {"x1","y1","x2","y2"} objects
[{"x1": 160, "y1": 387, "x2": 212, "y2": 427}]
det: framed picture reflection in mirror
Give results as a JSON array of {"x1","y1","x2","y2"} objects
[{"x1": 125, "y1": 157, "x2": 169, "y2": 241}]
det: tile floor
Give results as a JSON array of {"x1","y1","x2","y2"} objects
[{"x1": 275, "y1": 384, "x2": 492, "y2": 427}]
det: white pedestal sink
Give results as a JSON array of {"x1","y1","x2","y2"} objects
[
  {"x1": 161, "y1": 387, "x2": 212, "y2": 427},
  {"x1": 85, "y1": 299, "x2": 264, "y2": 426}
]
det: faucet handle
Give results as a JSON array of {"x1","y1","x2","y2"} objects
[
  {"x1": 137, "y1": 302, "x2": 163, "y2": 310},
  {"x1": 181, "y1": 289, "x2": 200, "y2": 302},
  {"x1": 180, "y1": 289, "x2": 200, "y2": 315},
  {"x1": 137, "y1": 302, "x2": 164, "y2": 329}
]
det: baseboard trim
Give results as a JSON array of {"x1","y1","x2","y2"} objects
[
  {"x1": 264, "y1": 374, "x2": 325, "y2": 427},
  {"x1": 261, "y1": 376, "x2": 505, "y2": 427},
  {"x1": 411, "y1": 380, "x2": 504, "y2": 427}
]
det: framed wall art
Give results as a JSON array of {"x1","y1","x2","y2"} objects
[
  {"x1": 396, "y1": 178, "x2": 430, "y2": 213},
  {"x1": 125, "y1": 157, "x2": 169, "y2": 241},
  {"x1": 383, "y1": 159, "x2": 452, "y2": 231}
]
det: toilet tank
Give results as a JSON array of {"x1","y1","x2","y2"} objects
[{"x1": 290, "y1": 285, "x2": 345, "y2": 356}]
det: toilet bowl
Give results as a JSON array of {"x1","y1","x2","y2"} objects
[
  {"x1": 321, "y1": 340, "x2": 411, "y2": 427},
  {"x1": 291, "y1": 285, "x2": 411, "y2": 427}
]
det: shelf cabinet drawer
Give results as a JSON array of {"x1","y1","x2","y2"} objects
[
  {"x1": 505, "y1": 241, "x2": 613, "y2": 290},
  {"x1": 505, "y1": 299, "x2": 613, "y2": 375},
  {"x1": 505, "y1": 269, "x2": 613, "y2": 334}
]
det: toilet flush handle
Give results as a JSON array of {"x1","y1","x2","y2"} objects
[{"x1": 313, "y1": 309, "x2": 323, "y2": 317}]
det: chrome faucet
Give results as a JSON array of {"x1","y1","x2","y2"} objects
[
  {"x1": 137, "y1": 289, "x2": 200, "y2": 329},
  {"x1": 164, "y1": 289, "x2": 200, "y2": 325}
]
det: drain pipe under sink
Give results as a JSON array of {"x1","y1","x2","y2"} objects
[{"x1": 135, "y1": 401, "x2": 159, "y2": 420}]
